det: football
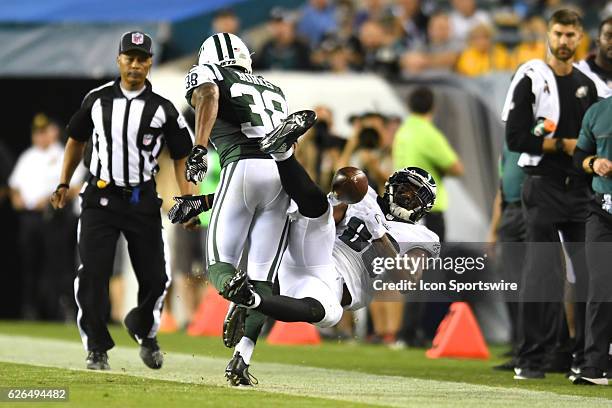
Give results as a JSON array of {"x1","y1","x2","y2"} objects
[{"x1": 331, "y1": 167, "x2": 369, "y2": 204}]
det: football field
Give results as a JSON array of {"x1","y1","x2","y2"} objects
[{"x1": 0, "y1": 322, "x2": 610, "y2": 407}]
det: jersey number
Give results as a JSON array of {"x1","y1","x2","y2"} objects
[
  {"x1": 185, "y1": 72, "x2": 198, "y2": 89},
  {"x1": 230, "y1": 83, "x2": 288, "y2": 138}
]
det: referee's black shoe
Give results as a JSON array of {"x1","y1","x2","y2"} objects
[
  {"x1": 124, "y1": 314, "x2": 164, "y2": 369},
  {"x1": 513, "y1": 367, "x2": 545, "y2": 380},
  {"x1": 86, "y1": 351, "x2": 110, "y2": 370},
  {"x1": 259, "y1": 110, "x2": 317, "y2": 154},
  {"x1": 572, "y1": 367, "x2": 609, "y2": 385},
  {"x1": 225, "y1": 352, "x2": 258, "y2": 387}
]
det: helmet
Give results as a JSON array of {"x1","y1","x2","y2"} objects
[
  {"x1": 198, "y1": 33, "x2": 252, "y2": 74},
  {"x1": 384, "y1": 167, "x2": 436, "y2": 223}
]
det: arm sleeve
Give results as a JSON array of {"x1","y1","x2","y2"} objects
[
  {"x1": 505, "y1": 76, "x2": 543, "y2": 155},
  {"x1": 66, "y1": 94, "x2": 95, "y2": 142},
  {"x1": 576, "y1": 105, "x2": 596, "y2": 154},
  {"x1": 162, "y1": 101, "x2": 194, "y2": 160}
]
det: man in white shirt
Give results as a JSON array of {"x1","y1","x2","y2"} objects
[
  {"x1": 9, "y1": 114, "x2": 84, "y2": 320},
  {"x1": 449, "y1": 0, "x2": 491, "y2": 46}
]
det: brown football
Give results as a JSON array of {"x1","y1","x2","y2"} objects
[{"x1": 332, "y1": 167, "x2": 369, "y2": 204}]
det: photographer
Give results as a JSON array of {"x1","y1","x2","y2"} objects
[{"x1": 296, "y1": 105, "x2": 345, "y2": 190}]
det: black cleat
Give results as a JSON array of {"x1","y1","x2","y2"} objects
[
  {"x1": 259, "y1": 110, "x2": 317, "y2": 154},
  {"x1": 572, "y1": 367, "x2": 609, "y2": 385},
  {"x1": 125, "y1": 320, "x2": 164, "y2": 369},
  {"x1": 223, "y1": 303, "x2": 247, "y2": 348},
  {"x1": 225, "y1": 352, "x2": 258, "y2": 387},
  {"x1": 493, "y1": 359, "x2": 516, "y2": 371},
  {"x1": 513, "y1": 367, "x2": 545, "y2": 380},
  {"x1": 220, "y1": 270, "x2": 255, "y2": 306},
  {"x1": 139, "y1": 337, "x2": 164, "y2": 369},
  {"x1": 86, "y1": 351, "x2": 110, "y2": 370}
]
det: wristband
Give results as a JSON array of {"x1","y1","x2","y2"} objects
[
  {"x1": 588, "y1": 156, "x2": 597, "y2": 172},
  {"x1": 555, "y1": 138, "x2": 564, "y2": 153},
  {"x1": 56, "y1": 183, "x2": 69, "y2": 191}
]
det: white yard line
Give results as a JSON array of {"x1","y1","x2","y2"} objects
[{"x1": 0, "y1": 334, "x2": 609, "y2": 407}]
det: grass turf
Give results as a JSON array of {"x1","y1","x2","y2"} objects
[{"x1": 0, "y1": 321, "x2": 610, "y2": 404}]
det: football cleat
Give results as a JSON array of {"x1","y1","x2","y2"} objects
[
  {"x1": 223, "y1": 302, "x2": 247, "y2": 348},
  {"x1": 86, "y1": 351, "x2": 110, "y2": 370},
  {"x1": 259, "y1": 110, "x2": 317, "y2": 154},
  {"x1": 225, "y1": 352, "x2": 258, "y2": 387},
  {"x1": 219, "y1": 269, "x2": 256, "y2": 306}
]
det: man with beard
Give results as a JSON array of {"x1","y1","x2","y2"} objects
[
  {"x1": 575, "y1": 17, "x2": 612, "y2": 99},
  {"x1": 502, "y1": 9, "x2": 598, "y2": 379}
]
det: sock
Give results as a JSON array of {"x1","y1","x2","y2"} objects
[
  {"x1": 256, "y1": 296, "x2": 325, "y2": 323},
  {"x1": 275, "y1": 155, "x2": 328, "y2": 218},
  {"x1": 270, "y1": 147, "x2": 294, "y2": 161},
  {"x1": 234, "y1": 337, "x2": 255, "y2": 365},
  {"x1": 207, "y1": 262, "x2": 236, "y2": 292},
  {"x1": 244, "y1": 281, "x2": 273, "y2": 343}
]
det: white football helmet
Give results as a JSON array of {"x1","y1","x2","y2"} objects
[{"x1": 198, "y1": 32, "x2": 252, "y2": 74}]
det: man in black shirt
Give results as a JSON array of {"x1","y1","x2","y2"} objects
[
  {"x1": 504, "y1": 10, "x2": 598, "y2": 379},
  {"x1": 576, "y1": 17, "x2": 612, "y2": 96},
  {"x1": 51, "y1": 32, "x2": 195, "y2": 371}
]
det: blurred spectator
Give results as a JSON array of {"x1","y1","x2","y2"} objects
[
  {"x1": 254, "y1": 8, "x2": 312, "y2": 71},
  {"x1": 9, "y1": 114, "x2": 84, "y2": 320},
  {"x1": 449, "y1": 0, "x2": 492, "y2": 46},
  {"x1": 297, "y1": 0, "x2": 338, "y2": 47},
  {"x1": 313, "y1": 36, "x2": 357, "y2": 72},
  {"x1": 296, "y1": 105, "x2": 346, "y2": 189},
  {"x1": 401, "y1": 11, "x2": 462, "y2": 74},
  {"x1": 393, "y1": 0, "x2": 430, "y2": 50},
  {"x1": 354, "y1": 0, "x2": 391, "y2": 30},
  {"x1": 0, "y1": 140, "x2": 13, "y2": 204},
  {"x1": 212, "y1": 9, "x2": 240, "y2": 35},
  {"x1": 455, "y1": 24, "x2": 512, "y2": 76},
  {"x1": 512, "y1": 15, "x2": 548, "y2": 68},
  {"x1": 356, "y1": 19, "x2": 402, "y2": 76},
  {"x1": 339, "y1": 112, "x2": 391, "y2": 192},
  {"x1": 392, "y1": 87, "x2": 463, "y2": 241}
]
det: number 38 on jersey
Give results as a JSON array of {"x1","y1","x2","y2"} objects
[{"x1": 184, "y1": 63, "x2": 288, "y2": 139}]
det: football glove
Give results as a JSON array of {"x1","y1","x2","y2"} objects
[
  {"x1": 168, "y1": 194, "x2": 213, "y2": 224},
  {"x1": 185, "y1": 145, "x2": 208, "y2": 184}
]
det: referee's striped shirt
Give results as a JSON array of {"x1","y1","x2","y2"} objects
[{"x1": 67, "y1": 78, "x2": 193, "y2": 187}]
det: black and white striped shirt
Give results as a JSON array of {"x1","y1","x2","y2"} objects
[{"x1": 67, "y1": 79, "x2": 193, "y2": 187}]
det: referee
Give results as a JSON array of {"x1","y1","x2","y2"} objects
[
  {"x1": 573, "y1": 96, "x2": 612, "y2": 385},
  {"x1": 51, "y1": 32, "x2": 195, "y2": 370}
]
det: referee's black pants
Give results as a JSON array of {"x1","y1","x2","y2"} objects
[
  {"x1": 583, "y1": 200, "x2": 612, "y2": 372},
  {"x1": 75, "y1": 181, "x2": 170, "y2": 352},
  {"x1": 517, "y1": 175, "x2": 589, "y2": 370}
]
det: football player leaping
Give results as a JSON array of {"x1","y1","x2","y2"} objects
[
  {"x1": 176, "y1": 33, "x2": 312, "y2": 368},
  {"x1": 173, "y1": 115, "x2": 440, "y2": 386}
]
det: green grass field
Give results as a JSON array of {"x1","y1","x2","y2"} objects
[{"x1": 0, "y1": 321, "x2": 610, "y2": 407}]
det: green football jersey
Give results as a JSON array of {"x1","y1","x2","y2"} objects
[{"x1": 185, "y1": 63, "x2": 288, "y2": 168}]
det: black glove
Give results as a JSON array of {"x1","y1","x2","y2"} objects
[
  {"x1": 168, "y1": 194, "x2": 213, "y2": 224},
  {"x1": 185, "y1": 145, "x2": 208, "y2": 184}
]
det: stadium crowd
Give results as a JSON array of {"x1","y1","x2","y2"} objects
[{"x1": 1, "y1": 0, "x2": 612, "y2": 384}]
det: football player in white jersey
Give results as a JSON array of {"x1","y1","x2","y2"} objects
[
  {"x1": 219, "y1": 121, "x2": 439, "y2": 386},
  {"x1": 174, "y1": 113, "x2": 439, "y2": 386}
]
